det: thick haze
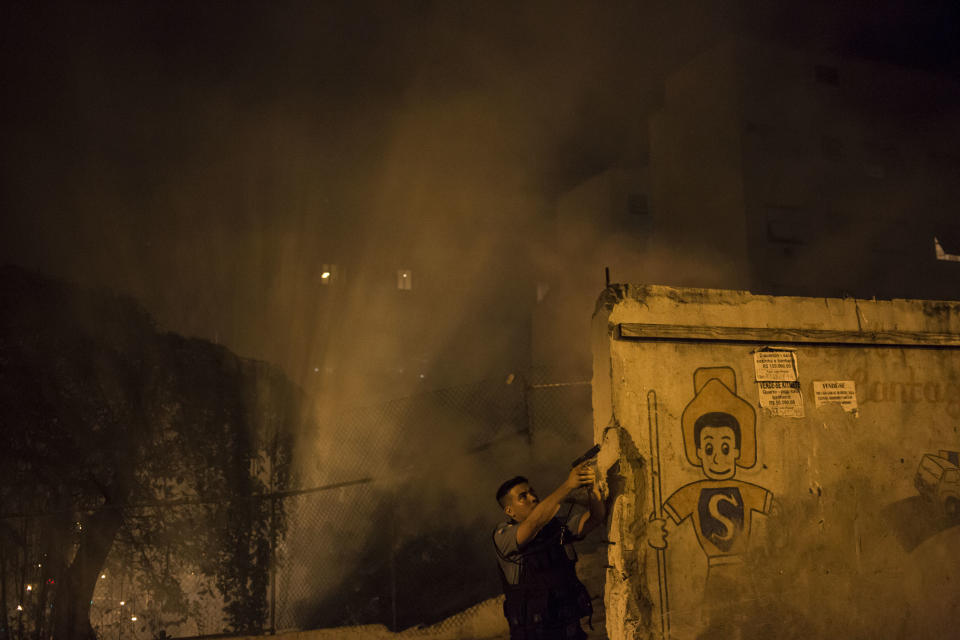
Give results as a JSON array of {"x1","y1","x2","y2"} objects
[
  {"x1": 4, "y1": 3, "x2": 960, "y2": 629},
  {"x1": 2, "y1": 0, "x2": 959, "y2": 394}
]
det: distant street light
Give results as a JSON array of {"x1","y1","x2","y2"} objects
[
  {"x1": 320, "y1": 264, "x2": 340, "y2": 285},
  {"x1": 397, "y1": 269, "x2": 412, "y2": 290}
]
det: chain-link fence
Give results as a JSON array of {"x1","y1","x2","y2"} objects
[
  {"x1": 273, "y1": 373, "x2": 595, "y2": 635},
  {"x1": 1, "y1": 373, "x2": 595, "y2": 640}
]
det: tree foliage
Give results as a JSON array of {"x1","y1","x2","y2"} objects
[{"x1": 0, "y1": 266, "x2": 301, "y2": 639}]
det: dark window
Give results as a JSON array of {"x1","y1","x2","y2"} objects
[
  {"x1": 766, "y1": 207, "x2": 807, "y2": 244},
  {"x1": 627, "y1": 193, "x2": 649, "y2": 216},
  {"x1": 863, "y1": 141, "x2": 900, "y2": 160},
  {"x1": 821, "y1": 136, "x2": 843, "y2": 161},
  {"x1": 862, "y1": 163, "x2": 885, "y2": 178},
  {"x1": 928, "y1": 150, "x2": 960, "y2": 167},
  {"x1": 814, "y1": 65, "x2": 839, "y2": 85}
]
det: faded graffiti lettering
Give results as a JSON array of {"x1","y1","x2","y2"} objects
[{"x1": 853, "y1": 379, "x2": 960, "y2": 418}]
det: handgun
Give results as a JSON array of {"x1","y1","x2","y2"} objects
[{"x1": 570, "y1": 444, "x2": 601, "y2": 468}]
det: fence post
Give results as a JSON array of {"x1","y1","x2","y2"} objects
[
  {"x1": 389, "y1": 491, "x2": 397, "y2": 632},
  {"x1": 269, "y1": 429, "x2": 278, "y2": 636},
  {"x1": 0, "y1": 546, "x2": 7, "y2": 640},
  {"x1": 521, "y1": 375, "x2": 534, "y2": 446}
]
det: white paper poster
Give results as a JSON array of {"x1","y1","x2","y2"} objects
[
  {"x1": 758, "y1": 380, "x2": 805, "y2": 418},
  {"x1": 813, "y1": 380, "x2": 859, "y2": 415},
  {"x1": 754, "y1": 349, "x2": 798, "y2": 382}
]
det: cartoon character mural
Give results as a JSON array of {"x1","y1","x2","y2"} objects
[{"x1": 648, "y1": 366, "x2": 773, "y2": 636}]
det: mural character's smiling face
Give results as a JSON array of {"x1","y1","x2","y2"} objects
[{"x1": 696, "y1": 425, "x2": 740, "y2": 480}]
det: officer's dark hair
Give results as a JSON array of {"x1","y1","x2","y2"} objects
[
  {"x1": 693, "y1": 412, "x2": 741, "y2": 448},
  {"x1": 496, "y1": 476, "x2": 528, "y2": 508}
]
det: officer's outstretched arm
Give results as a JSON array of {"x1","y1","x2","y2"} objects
[{"x1": 516, "y1": 462, "x2": 593, "y2": 546}]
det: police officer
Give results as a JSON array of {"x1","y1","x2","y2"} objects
[{"x1": 493, "y1": 462, "x2": 605, "y2": 639}]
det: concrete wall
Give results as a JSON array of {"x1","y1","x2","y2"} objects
[{"x1": 592, "y1": 284, "x2": 960, "y2": 639}]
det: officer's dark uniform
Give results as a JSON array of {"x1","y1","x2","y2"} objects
[{"x1": 493, "y1": 513, "x2": 593, "y2": 640}]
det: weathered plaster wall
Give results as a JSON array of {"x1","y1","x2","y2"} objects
[{"x1": 592, "y1": 284, "x2": 960, "y2": 639}]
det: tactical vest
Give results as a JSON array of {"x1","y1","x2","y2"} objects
[{"x1": 494, "y1": 518, "x2": 592, "y2": 640}]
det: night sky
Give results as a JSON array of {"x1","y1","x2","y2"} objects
[{"x1": 3, "y1": 1, "x2": 959, "y2": 391}]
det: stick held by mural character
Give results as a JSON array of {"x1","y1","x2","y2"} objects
[{"x1": 647, "y1": 389, "x2": 671, "y2": 640}]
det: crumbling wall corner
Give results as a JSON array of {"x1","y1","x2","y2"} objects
[{"x1": 603, "y1": 424, "x2": 656, "y2": 640}]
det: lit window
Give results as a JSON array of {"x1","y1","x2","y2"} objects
[
  {"x1": 397, "y1": 270, "x2": 412, "y2": 290},
  {"x1": 320, "y1": 264, "x2": 342, "y2": 285},
  {"x1": 536, "y1": 282, "x2": 550, "y2": 303}
]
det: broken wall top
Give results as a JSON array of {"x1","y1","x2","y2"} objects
[{"x1": 594, "y1": 284, "x2": 960, "y2": 336}]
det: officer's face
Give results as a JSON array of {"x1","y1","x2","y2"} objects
[
  {"x1": 504, "y1": 483, "x2": 539, "y2": 522},
  {"x1": 696, "y1": 426, "x2": 740, "y2": 480}
]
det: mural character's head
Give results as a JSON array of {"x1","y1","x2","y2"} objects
[
  {"x1": 496, "y1": 476, "x2": 538, "y2": 523},
  {"x1": 694, "y1": 412, "x2": 741, "y2": 479},
  {"x1": 681, "y1": 367, "x2": 758, "y2": 475}
]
